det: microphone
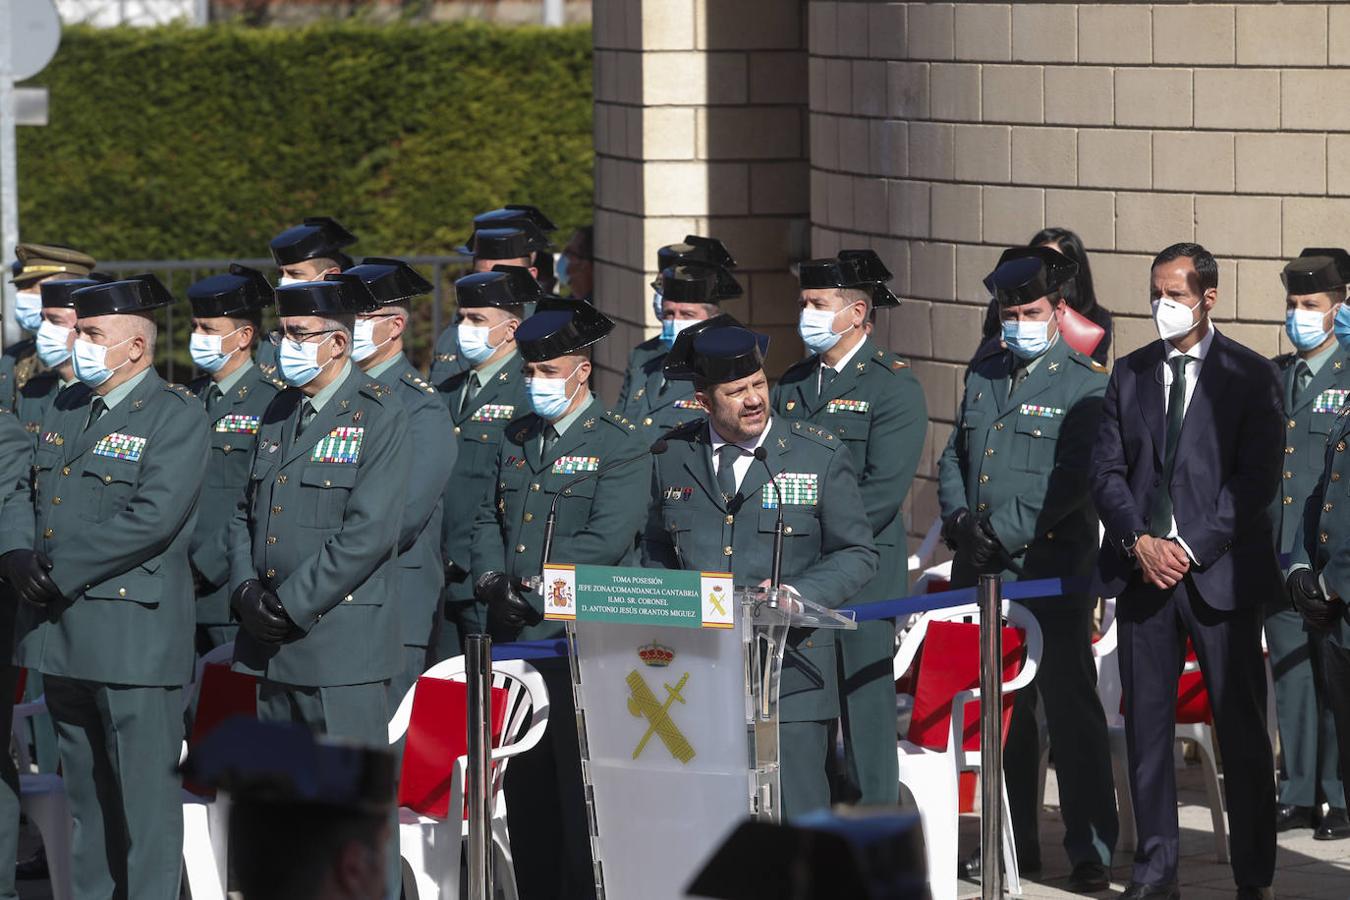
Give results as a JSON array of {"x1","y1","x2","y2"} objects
[
  {"x1": 539, "y1": 438, "x2": 669, "y2": 571},
  {"x1": 753, "y1": 446, "x2": 785, "y2": 589}
]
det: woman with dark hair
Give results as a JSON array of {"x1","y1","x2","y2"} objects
[{"x1": 980, "y1": 226, "x2": 1114, "y2": 363}]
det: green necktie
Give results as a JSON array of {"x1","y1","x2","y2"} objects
[
  {"x1": 206, "y1": 385, "x2": 224, "y2": 416},
  {"x1": 1293, "y1": 361, "x2": 1312, "y2": 405},
  {"x1": 296, "y1": 400, "x2": 316, "y2": 440},
  {"x1": 1149, "y1": 355, "x2": 1190, "y2": 536},
  {"x1": 460, "y1": 372, "x2": 481, "y2": 415},
  {"x1": 542, "y1": 424, "x2": 559, "y2": 456},
  {"x1": 85, "y1": 397, "x2": 106, "y2": 432},
  {"x1": 716, "y1": 444, "x2": 742, "y2": 505},
  {"x1": 1009, "y1": 360, "x2": 1030, "y2": 399}
]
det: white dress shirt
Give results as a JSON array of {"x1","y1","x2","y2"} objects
[
  {"x1": 709, "y1": 419, "x2": 773, "y2": 492},
  {"x1": 1161, "y1": 324, "x2": 1216, "y2": 557}
]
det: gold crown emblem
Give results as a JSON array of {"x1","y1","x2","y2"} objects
[{"x1": 638, "y1": 641, "x2": 675, "y2": 667}]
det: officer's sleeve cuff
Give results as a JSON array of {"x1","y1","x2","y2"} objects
[{"x1": 1173, "y1": 534, "x2": 1198, "y2": 565}]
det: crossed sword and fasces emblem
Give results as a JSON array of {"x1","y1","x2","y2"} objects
[{"x1": 626, "y1": 670, "x2": 695, "y2": 764}]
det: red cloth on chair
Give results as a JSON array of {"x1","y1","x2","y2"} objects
[
  {"x1": 185, "y1": 663, "x2": 258, "y2": 796},
  {"x1": 12, "y1": 669, "x2": 25, "y2": 706},
  {"x1": 906, "y1": 620, "x2": 1026, "y2": 753},
  {"x1": 398, "y1": 677, "x2": 510, "y2": 820}
]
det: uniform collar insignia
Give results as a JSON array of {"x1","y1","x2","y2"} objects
[
  {"x1": 786, "y1": 400, "x2": 796, "y2": 411},
  {"x1": 583, "y1": 417, "x2": 596, "y2": 429},
  {"x1": 498, "y1": 371, "x2": 510, "y2": 382},
  {"x1": 132, "y1": 399, "x2": 144, "y2": 409},
  {"x1": 352, "y1": 410, "x2": 363, "y2": 423},
  {"x1": 1047, "y1": 361, "x2": 1059, "y2": 373},
  {"x1": 238, "y1": 385, "x2": 249, "y2": 398},
  {"x1": 777, "y1": 437, "x2": 788, "y2": 450},
  {"x1": 1337, "y1": 360, "x2": 1345, "y2": 371},
  {"x1": 856, "y1": 361, "x2": 865, "y2": 371},
  {"x1": 339, "y1": 399, "x2": 350, "y2": 410}
]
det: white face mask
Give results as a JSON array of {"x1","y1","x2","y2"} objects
[
  {"x1": 14, "y1": 290, "x2": 43, "y2": 333},
  {"x1": 1151, "y1": 295, "x2": 1201, "y2": 342},
  {"x1": 458, "y1": 321, "x2": 503, "y2": 366},
  {"x1": 35, "y1": 320, "x2": 73, "y2": 368},
  {"x1": 351, "y1": 317, "x2": 395, "y2": 363},
  {"x1": 72, "y1": 336, "x2": 132, "y2": 388},
  {"x1": 189, "y1": 328, "x2": 243, "y2": 374},
  {"x1": 526, "y1": 363, "x2": 583, "y2": 420},
  {"x1": 798, "y1": 306, "x2": 854, "y2": 355},
  {"x1": 277, "y1": 275, "x2": 305, "y2": 288},
  {"x1": 277, "y1": 334, "x2": 336, "y2": 388}
]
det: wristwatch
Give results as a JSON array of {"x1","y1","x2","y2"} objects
[{"x1": 1122, "y1": 530, "x2": 1145, "y2": 559}]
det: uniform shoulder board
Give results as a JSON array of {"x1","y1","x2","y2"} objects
[
  {"x1": 665, "y1": 418, "x2": 704, "y2": 440},
  {"x1": 358, "y1": 380, "x2": 393, "y2": 404},
  {"x1": 1067, "y1": 350, "x2": 1107, "y2": 374},
  {"x1": 264, "y1": 374, "x2": 286, "y2": 391},
  {"x1": 602, "y1": 409, "x2": 637, "y2": 431},
  {"x1": 403, "y1": 370, "x2": 436, "y2": 395},
  {"x1": 163, "y1": 382, "x2": 196, "y2": 403},
  {"x1": 435, "y1": 352, "x2": 457, "y2": 364},
  {"x1": 1090, "y1": 360, "x2": 1108, "y2": 373},
  {"x1": 790, "y1": 420, "x2": 840, "y2": 447},
  {"x1": 258, "y1": 362, "x2": 278, "y2": 376},
  {"x1": 869, "y1": 347, "x2": 909, "y2": 373}
]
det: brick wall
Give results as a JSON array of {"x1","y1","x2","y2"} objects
[
  {"x1": 590, "y1": 0, "x2": 811, "y2": 401},
  {"x1": 809, "y1": 1, "x2": 1350, "y2": 542}
]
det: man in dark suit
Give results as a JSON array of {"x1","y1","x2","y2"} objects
[{"x1": 1090, "y1": 242, "x2": 1281, "y2": 900}]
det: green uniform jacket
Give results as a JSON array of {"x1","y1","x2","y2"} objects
[
  {"x1": 0, "y1": 373, "x2": 208, "y2": 686},
  {"x1": 0, "y1": 409, "x2": 36, "y2": 659},
  {"x1": 773, "y1": 337, "x2": 927, "y2": 603},
  {"x1": 471, "y1": 396, "x2": 649, "y2": 641},
  {"x1": 1271, "y1": 350, "x2": 1350, "y2": 568},
  {"x1": 372, "y1": 354, "x2": 455, "y2": 649},
  {"x1": 15, "y1": 371, "x2": 63, "y2": 450},
  {"x1": 937, "y1": 337, "x2": 1107, "y2": 610},
  {"x1": 429, "y1": 326, "x2": 469, "y2": 385},
  {"x1": 1292, "y1": 403, "x2": 1350, "y2": 596},
  {"x1": 616, "y1": 337, "x2": 706, "y2": 436},
  {"x1": 437, "y1": 352, "x2": 530, "y2": 601},
  {"x1": 0, "y1": 339, "x2": 36, "y2": 412},
  {"x1": 188, "y1": 365, "x2": 286, "y2": 628},
  {"x1": 228, "y1": 366, "x2": 411, "y2": 687},
  {"x1": 642, "y1": 417, "x2": 878, "y2": 721}
]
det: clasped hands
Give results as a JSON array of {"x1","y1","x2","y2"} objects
[{"x1": 1133, "y1": 534, "x2": 1190, "y2": 590}]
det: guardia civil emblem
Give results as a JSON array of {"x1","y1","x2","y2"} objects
[{"x1": 626, "y1": 642, "x2": 694, "y2": 764}]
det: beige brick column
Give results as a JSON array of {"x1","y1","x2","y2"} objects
[
  {"x1": 590, "y1": 0, "x2": 810, "y2": 401},
  {"x1": 809, "y1": 1, "x2": 1350, "y2": 541}
]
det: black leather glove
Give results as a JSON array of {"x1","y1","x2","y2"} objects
[
  {"x1": 0, "y1": 549, "x2": 62, "y2": 607},
  {"x1": 942, "y1": 509, "x2": 1001, "y2": 569},
  {"x1": 941, "y1": 508, "x2": 972, "y2": 551},
  {"x1": 231, "y1": 579, "x2": 292, "y2": 643},
  {"x1": 972, "y1": 516, "x2": 1005, "y2": 573},
  {"x1": 477, "y1": 571, "x2": 542, "y2": 633},
  {"x1": 1287, "y1": 568, "x2": 1342, "y2": 631}
]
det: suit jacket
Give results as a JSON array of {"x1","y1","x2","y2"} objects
[
  {"x1": 642, "y1": 418, "x2": 878, "y2": 721},
  {"x1": 371, "y1": 354, "x2": 455, "y2": 648},
  {"x1": 470, "y1": 396, "x2": 649, "y2": 641},
  {"x1": 939, "y1": 337, "x2": 1106, "y2": 611},
  {"x1": 616, "y1": 337, "x2": 706, "y2": 436},
  {"x1": 228, "y1": 366, "x2": 411, "y2": 687},
  {"x1": 1090, "y1": 329, "x2": 1284, "y2": 607},
  {"x1": 188, "y1": 364, "x2": 286, "y2": 627},
  {"x1": 773, "y1": 337, "x2": 927, "y2": 602},
  {"x1": 0, "y1": 372, "x2": 208, "y2": 686}
]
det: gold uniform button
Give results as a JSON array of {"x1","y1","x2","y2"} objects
[
  {"x1": 1284, "y1": 471, "x2": 1294, "y2": 479},
  {"x1": 266, "y1": 568, "x2": 276, "y2": 579},
  {"x1": 454, "y1": 426, "x2": 461, "y2": 435},
  {"x1": 1289, "y1": 419, "x2": 1297, "y2": 429},
  {"x1": 481, "y1": 433, "x2": 489, "y2": 441},
  {"x1": 499, "y1": 481, "x2": 506, "y2": 490},
  {"x1": 1326, "y1": 502, "x2": 1335, "y2": 513},
  {"x1": 805, "y1": 639, "x2": 814, "y2": 649},
  {"x1": 994, "y1": 422, "x2": 1005, "y2": 431},
  {"x1": 724, "y1": 514, "x2": 734, "y2": 525},
  {"x1": 61, "y1": 467, "x2": 70, "y2": 476},
  {"x1": 530, "y1": 483, "x2": 540, "y2": 492},
  {"x1": 1032, "y1": 428, "x2": 1042, "y2": 437},
  {"x1": 51, "y1": 497, "x2": 60, "y2": 505},
  {"x1": 1283, "y1": 496, "x2": 1293, "y2": 505},
  {"x1": 103, "y1": 475, "x2": 112, "y2": 483},
  {"x1": 344, "y1": 594, "x2": 353, "y2": 602},
  {"x1": 1286, "y1": 446, "x2": 1295, "y2": 455},
  {"x1": 1338, "y1": 441, "x2": 1346, "y2": 453},
  {"x1": 516, "y1": 544, "x2": 526, "y2": 553},
  {"x1": 266, "y1": 535, "x2": 278, "y2": 545},
  {"x1": 984, "y1": 448, "x2": 994, "y2": 457},
  {"x1": 271, "y1": 505, "x2": 282, "y2": 514},
  {"x1": 564, "y1": 488, "x2": 573, "y2": 496},
  {"x1": 222, "y1": 443, "x2": 233, "y2": 453},
  {"x1": 643, "y1": 417, "x2": 653, "y2": 426},
  {"x1": 1336, "y1": 472, "x2": 1344, "y2": 482},
  {"x1": 278, "y1": 475, "x2": 288, "y2": 485},
  {"x1": 117, "y1": 588, "x2": 126, "y2": 597},
  {"x1": 723, "y1": 546, "x2": 734, "y2": 556},
  {"x1": 977, "y1": 502, "x2": 988, "y2": 512},
  {"x1": 523, "y1": 512, "x2": 534, "y2": 523},
  {"x1": 1321, "y1": 532, "x2": 1330, "y2": 544},
  {"x1": 784, "y1": 526, "x2": 793, "y2": 534},
  {"x1": 42, "y1": 528, "x2": 53, "y2": 538},
  {"x1": 979, "y1": 474, "x2": 990, "y2": 484},
  {"x1": 1047, "y1": 531, "x2": 1056, "y2": 540}
]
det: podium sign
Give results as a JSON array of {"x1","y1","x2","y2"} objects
[{"x1": 555, "y1": 564, "x2": 855, "y2": 900}]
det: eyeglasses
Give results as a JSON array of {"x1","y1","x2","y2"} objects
[{"x1": 269, "y1": 328, "x2": 336, "y2": 347}]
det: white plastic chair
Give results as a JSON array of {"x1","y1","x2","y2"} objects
[
  {"x1": 181, "y1": 641, "x2": 239, "y2": 900},
  {"x1": 10, "y1": 672, "x2": 71, "y2": 900},
  {"x1": 388, "y1": 656, "x2": 550, "y2": 900},
  {"x1": 892, "y1": 600, "x2": 1043, "y2": 900},
  {"x1": 907, "y1": 516, "x2": 944, "y2": 574}
]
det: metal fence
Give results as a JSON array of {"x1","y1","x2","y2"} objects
[{"x1": 97, "y1": 253, "x2": 473, "y2": 382}]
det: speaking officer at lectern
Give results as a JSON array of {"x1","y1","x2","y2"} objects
[
  {"x1": 641, "y1": 315, "x2": 877, "y2": 817},
  {"x1": 1090, "y1": 242, "x2": 1281, "y2": 900},
  {"x1": 938, "y1": 246, "x2": 1116, "y2": 890},
  {"x1": 473, "y1": 297, "x2": 647, "y2": 900},
  {"x1": 773, "y1": 249, "x2": 926, "y2": 809}
]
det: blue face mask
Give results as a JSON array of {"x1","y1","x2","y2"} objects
[
  {"x1": 1287, "y1": 308, "x2": 1333, "y2": 352},
  {"x1": 527, "y1": 363, "x2": 582, "y2": 420},
  {"x1": 35, "y1": 320, "x2": 72, "y2": 368},
  {"x1": 660, "y1": 317, "x2": 695, "y2": 347},
  {"x1": 1001, "y1": 318, "x2": 1053, "y2": 360},
  {"x1": 458, "y1": 321, "x2": 503, "y2": 366},
  {"x1": 798, "y1": 307, "x2": 853, "y2": 355},
  {"x1": 277, "y1": 334, "x2": 335, "y2": 388},
  {"x1": 14, "y1": 290, "x2": 42, "y2": 333},
  {"x1": 1334, "y1": 304, "x2": 1350, "y2": 352}
]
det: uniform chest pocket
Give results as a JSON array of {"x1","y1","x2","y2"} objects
[
  {"x1": 553, "y1": 476, "x2": 598, "y2": 528},
  {"x1": 1013, "y1": 415, "x2": 1061, "y2": 473},
  {"x1": 298, "y1": 464, "x2": 358, "y2": 528},
  {"x1": 31, "y1": 447, "x2": 58, "y2": 501},
  {"x1": 957, "y1": 410, "x2": 985, "y2": 456},
  {"x1": 80, "y1": 456, "x2": 139, "y2": 522},
  {"x1": 209, "y1": 432, "x2": 256, "y2": 489}
]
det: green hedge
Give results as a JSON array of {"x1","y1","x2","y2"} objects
[{"x1": 17, "y1": 21, "x2": 594, "y2": 262}]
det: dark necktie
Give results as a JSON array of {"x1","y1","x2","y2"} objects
[
  {"x1": 1292, "y1": 361, "x2": 1312, "y2": 406},
  {"x1": 716, "y1": 444, "x2": 742, "y2": 505},
  {"x1": 460, "y1": 372, "x2": 481, "y2": 415},
  {"x1": 85, "y1": 397, "x2": 106, "y2": 432},
  {"x1": 1149, "y1": 355, "x2": 1190, "y2": 536},
  {"x1": 206, "y1": 385, "x2": 224, "y2": 417},
  {"x1": 1009, "y1": 361, "x2": 1030, "y2": 399},
  {"x1": 543, "y1": 424, "x2": 559, "y2": 456},
  {"x1": 296, "y1": 400, "x2": 316, "y2": 440}
]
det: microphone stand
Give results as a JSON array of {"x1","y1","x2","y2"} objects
[{"x1": 753, "y1": 446, "x2": 785, "y2": 590}]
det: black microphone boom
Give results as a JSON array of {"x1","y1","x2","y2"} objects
[
  {"x1": 753, "y1": 446, "x2": 786, "y2": 589},
  {"x1": 539, "y1": 438, "x2": 669, "y2": 572}
]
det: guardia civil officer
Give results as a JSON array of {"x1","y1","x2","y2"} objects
[
  {"x1": 0, "y1": 407, "x2": 45, "y2": 900},
  {"x1": 3, "y1": 243, "x2": 96, "y2": 409},
  {"x1": 1279, "y1": 251, "x2": 1350, "y2": 840},
  {"x1": 227, "y1": 276, "x2": 409, "y2": 900},
  {"x1": 433, "y1": 267, "x2": 536, "y2": 659},
  {"x1": 186, "y1": 264, "x2": 285, "y2": 652},
  {"x1": 772, "y1": 250, "x2": 926, "y2": 808},
  {"x1": 641, "y1": 315, "x2": 878, "y2": 817},
  {"x1": 428, "y1": 204, "x2": 556, "y2": 386},
  {"x1": 0, "y1": 273, "x2": 208, "y2": 900},
  {"x1": 616, "y1": 242, "x2": 741, "y2": 435},
  {"x1": 18, "y1": 273, "x2": 115, "y2": 442},
  {"x1": 938, "y1": 246, "x2": 1116, "y2": 890},
  {"x1": 334, "y1": 259, "x2": 454, "y2": 704},
  {"x1": 473, "y1": 297, "x2": 648, "y2": 900},
  {"x1": 266, "y1": 217, "x2": 359, "y2": 372}
]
